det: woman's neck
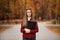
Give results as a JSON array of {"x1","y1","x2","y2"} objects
[{"x1": 27, "y1": 17, "x2": 31, "y2": 21}]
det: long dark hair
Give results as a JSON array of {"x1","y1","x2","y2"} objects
[
  {"x1": 23, "y1": 8, "x2": 33, "y2": 26},
  {"x1": 26, "y1": 8, "x2": 33, "y2": 20}
]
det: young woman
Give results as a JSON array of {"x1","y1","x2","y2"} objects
[{"x1": 20, "y1": 8, "x2": 38, "y2": 40}]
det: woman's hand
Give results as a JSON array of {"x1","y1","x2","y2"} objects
[{"x1": 24, "y1": 28, "x2": 30, "y2": 33}]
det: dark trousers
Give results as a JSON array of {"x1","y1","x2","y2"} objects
[{"x1": 23, "y1": 38, "x2": 36, "y2": 40}]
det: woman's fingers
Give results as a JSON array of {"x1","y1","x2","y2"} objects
[
  {"x1": 25, "y1": 29, "x2": 30, "y2": 33},
  {"x1": 25, "y1": 28, "x2": 30, "y2": 31},
  {"x1": 24, "y1": 28, "x2": 30, "y2": 33}
]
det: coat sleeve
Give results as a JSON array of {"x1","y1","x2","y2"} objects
[
  {"x1": 20, "y1": 21, "x2": 25, "y2": 33},
  {"x1": 30, "y1": 23, "x2": 38, "y2": 33}
]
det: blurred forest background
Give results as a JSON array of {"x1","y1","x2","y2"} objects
[{"x1": 0, "y1": 0, "x2": 60, "y2": 24}]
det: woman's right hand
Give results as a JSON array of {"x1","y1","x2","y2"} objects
[{"x1": 24, "y1": 28, "x2": 30, "y2": 33}]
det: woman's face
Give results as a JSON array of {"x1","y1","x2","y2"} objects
[{"x1": 26, "y1": 10, "x2": 32, "y2": 17}]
